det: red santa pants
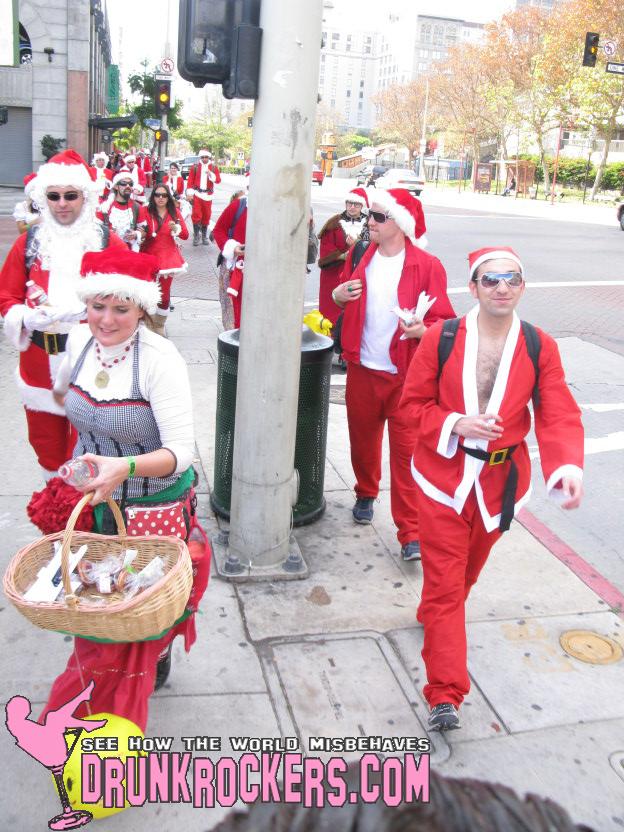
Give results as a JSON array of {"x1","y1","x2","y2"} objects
[
  {"x1": 319, "y1": 264, "x2": 344, "y2": 325},
  {"x1": 191, "y1": 197, "x2": 213, "y2": 227},
  {"x1": 157, "y1": 275, "x2": 173, "y2": 312},
  {"x1": 25, "y1": 408, "x2": 77, "y2": 472},
  {"x1": 345, "y1": 361, "x2": 419, "y2": 545},
  {"x1": 416, "y1": 486, "x2": 501, "y2": 708}
]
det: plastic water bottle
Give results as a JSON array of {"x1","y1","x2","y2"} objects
[
  {"x1": 25, "y1": 280, "x2": 49, "y2": 308},
  {"x1": 58, "y1": 459, "x2": 99, "y2": 487}
]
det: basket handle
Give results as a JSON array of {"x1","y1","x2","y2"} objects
[{"x1": 61, "y1": 494, "x2": 127, "y2": 607}]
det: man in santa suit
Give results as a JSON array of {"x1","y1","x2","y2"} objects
[
  {"x1": 317, "y1": 188, "x2": 370, "y2": 325},
  {"x1": 186, "y1": 149, "x2": 221, "y2": 246},
  {"x1": 0, "y1": 149, "x2": 126, "y2": 479},
  {"x1": 136, "y1": 148, "x2": 153, "y2": 188},
  {"x1": 400, "y1": 246, "x2": 584, "y2": 732},
  {"x1": 98, "y1": 169, "x2": 148, "y2": 251},
  {"x1": 123, "y1": 154, "x2": 147, "y2": 203},
  {"x1": 90, "y1": 152, "x2": 113, "y2": 200},
  {"x1": 212, "y1": 193, "x2": 247, "y2": 328},
  {"x1": 333, "y1": 188, "x2": 454, "y2": 562}
]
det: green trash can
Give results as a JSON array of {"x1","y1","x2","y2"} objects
[{"x1": 211, "y1": 326, "x2": 334, "y2": 525}]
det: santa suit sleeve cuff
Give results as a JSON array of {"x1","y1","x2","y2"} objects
[
  {"x1": 4, "y1": 304, "x2": 32, "y2": 352},
  {"x1": 222, "y1": 238, "x2": 241, "y2": 265},
  {"x1": 53, "y1": 354, "x2": 72, "y2": 396},
  {"x1": 546, "y1": 465, "x2": 584, "y2": 499},
  {"x1": 437, "y1": 412, "x2": 464, "y2": 458}
]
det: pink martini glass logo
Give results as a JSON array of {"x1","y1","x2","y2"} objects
[{"x1": 5, "y1": 680, "x2": 106, "y2": 830}]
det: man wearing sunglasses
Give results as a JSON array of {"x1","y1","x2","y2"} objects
[
  {"x1": 333, "y1": 188, "x2": 455, "y2": 564},
  {"x1": 0, "y1": 149, "x2": 126, "y2": 479},
  {"x1": 401, "y1": 246, "x2": 584, "y2": 732},
  {"x1": 98, "y1": 169, "x2": 147, "y2": 251}
]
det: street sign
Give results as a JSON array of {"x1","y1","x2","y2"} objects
[
  {"x1": 606, "y1": 61, "x2": 624, "y2": 75},
  {"x1": 160, "y1": 57, "x2": 174, "y2": 74},
  {"x1": 603, "y1": 40, "x2": 617, "y2": 57},
  {"x1": 154, "y1": 73, "x2": 173, "y2": 81},
  {"x1": 144, "y1": 118, "x2": 161, "y2": 129}
]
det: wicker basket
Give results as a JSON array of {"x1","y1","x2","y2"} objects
[{"x1": 3, "y1": 494, "x2": 193, "y2": 642}]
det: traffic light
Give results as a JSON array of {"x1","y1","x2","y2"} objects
[
  {"x1": 155, "y1": 80, "x2": 172, "y2": 114},
  {"x1": 154, "y1": 129, "x2": 169, "y2": 143},
  {"x1": 178, "y1": 0, "x2": 262, "y2": 99},
  {"x1": 582, "y1": 32, "x2": 599, "y2": 67}
]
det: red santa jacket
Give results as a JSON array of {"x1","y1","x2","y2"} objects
[
  {"x1": 140, "y1": 208, "x2": 189, "y2": 274},
  {"x1": 186, "y1": 162, "x2": 221, "y2": 196},
  {"x1": 340, "y1": 239, "x2": 455, "y2": 379},
  {"x1": 400, "y1": 306, "x2": 584, "y2": 531},
  {"x1": 318, "y1": 213, "x2": 349, "y2": 272},
  {"x1": 213, "y1": 197, "x2": 247, "y2": 295},
  {"x1": 164, "y1": 173, "x2": 185, "y2": 198}
]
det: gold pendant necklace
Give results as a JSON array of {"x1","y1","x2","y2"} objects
[{"x1": 94, "y1": 369, "x2": 110, "y2": 388}]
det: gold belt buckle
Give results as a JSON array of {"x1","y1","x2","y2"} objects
[
  {"x1": 43, "y1": 332, "x2": 59, "y2": 355},
  {"x1": 489, "y1": 448, "x2": 508, "y2": 465}
]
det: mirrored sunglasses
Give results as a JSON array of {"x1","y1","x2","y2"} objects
[
  {"x1": 477, "y1": 272, "x2": 524, "y2": 289},
  {"x1": 46, "y1": 191, "x2": 80, "y2": 202},
  {"x1": 369, "y1": 210, "x2": 391, "y2": 223}
]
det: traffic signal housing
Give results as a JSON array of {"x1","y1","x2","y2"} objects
[
  {"x1": 155, "y1": 80, "x2": 172, "y2": 114},
  {"x1": 582, "y1": 32, "x2": 599, "y2": 67},
  {"x1": 154, "y1": 129, "x2": 169, "y2": 143}
]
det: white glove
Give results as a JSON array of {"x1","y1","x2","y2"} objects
[{"x1": 22, "y1": 306, "x2": 64, "y2": 332}]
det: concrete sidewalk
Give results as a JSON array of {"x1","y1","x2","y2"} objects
[{"x1": 1, "y1": 284, "x2": 623, "y2": 830}]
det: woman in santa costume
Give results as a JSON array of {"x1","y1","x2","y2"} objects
[
  {"x1": 140, "y1": 184, "x2": 189, "y2": 337},
  {"x1": 317, "y1": 188, "x2": 369, "y2": 325},
  {"x1": 0, "y1": 149, "x2": 126, "y2": 478},
  {"x1": 400, "y1": 246, "x2": 584, "y2": 732},
  {"x1": 90, "y1": 152, "x2": 113, "y2": 201},
  {"x1": 38, "y1": 248, "x2": 209, "y2": 731}
]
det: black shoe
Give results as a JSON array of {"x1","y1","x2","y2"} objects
[
  {"x1": 352, "y1": 497, "x2": 374, "y2": 524},
  {"x1": 154, "y1": 644, "x2": 173, "y2": 691},
  {"x1": 401, "y1": 540, "x2": 421, "y2": 562},
  {"x1": 428, "y1": 702, "x2": 460, "y2": 732}
]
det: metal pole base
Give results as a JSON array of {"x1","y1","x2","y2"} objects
[{"x1": 212, "y1": 534, "x2": 308, "y2": 582}]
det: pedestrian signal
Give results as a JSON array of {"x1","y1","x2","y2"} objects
[
  {"x1": 582, "y1": 32, "x2": 599, "y2": 67},
  {"x1": 155, "y1": 80, "x2": 172, "y2": 114},
  {"x1": 154, "y1": 129, "x2": 169, "y2": 143}
]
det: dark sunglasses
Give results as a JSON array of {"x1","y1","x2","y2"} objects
[
  {"x1": 117, "y1": 181, "x2": 133, "y2": 188},
  {"x1": 369, "y1": 210, "x2": 391, "y2": 223},
  {"x1": 46, "y1": 191, "x2": 80, "y2": 202},
  {"x1": 476, "y1": 272, "x2": 524, "y2": 289},
  {"x1": 153, "y1": 192, "x2": 168, "y2": 197}
]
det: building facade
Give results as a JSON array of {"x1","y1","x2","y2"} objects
[{"x1": 0, "y1": 0, "x2": 112, "y2": 185}]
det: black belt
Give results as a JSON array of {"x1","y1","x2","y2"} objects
[
  {"x1": 196, "y1": 188, "x2": 212, "y2": 193},
  {"x1": 31, "y1": 330, "x2": 68, "y2": 355},
  {"x1": 460, "y1": 444, "x2": 518, "y2": 532}
]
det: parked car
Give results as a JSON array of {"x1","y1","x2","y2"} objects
[
  {"x1": 357, "y1": 165, "x2": 388, "y2": 187},
  {"x1": 312, "y1": 165, "x2": 325, "y2": 186},
  {"x1": 179, "y1": 155, "x2": 201, "y2": 179},
  {"x1": 376, "y1": 168, "x2": 425, "y2": 196},
  {"x1": 618, "y1": 202, "x2": 624, "y2": 231}
]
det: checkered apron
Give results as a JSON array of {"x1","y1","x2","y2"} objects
[{"x1": 65, "y1": 332, "x2": 179, "y2": 500}]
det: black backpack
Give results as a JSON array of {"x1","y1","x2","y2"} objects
[
  {"x1": 332, "y1": 239, "x2": 369, "y2": 354},
  {"x1": 437, "y1": 317, "x2": 542, "y2": 407}
]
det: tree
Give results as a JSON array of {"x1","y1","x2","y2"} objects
[
  {"x1": 127, "y1": 65, "x2": 184, "y2": 132},
  {"x1": 335, "y1": 132, "x2": 372, "y2": 158},
  {"x1": 174, "y1": 118, "x2": 248, "y2": 161},
  {"x1": 373, "y1": 80, "x2": 429, "y2": 159}
]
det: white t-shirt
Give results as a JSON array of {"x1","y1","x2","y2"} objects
[{"x1": 360, "y1": 248, "x2": 405, "y2": 373}]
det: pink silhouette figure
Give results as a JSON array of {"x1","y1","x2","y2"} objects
[{"x1": 5, "y1": 680, "x2": 107, "y2": 830}]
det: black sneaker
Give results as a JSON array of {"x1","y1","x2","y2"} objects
[
  {"x1": 154, "y1": 644, "x2": 173, "y2": 691},
  {"x1": 352, "y1": 497, "x2": 374, "y2": 524},
  {"x1": 428, "y1": 703, "x2": 460, "y2": 732},
  {"x1": 401, "y1": 540, "x2": 421, "y2": 561}
]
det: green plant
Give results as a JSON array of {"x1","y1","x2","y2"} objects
[{"x1": 41, "y1": 135, "x2": 65, "y2": 160}]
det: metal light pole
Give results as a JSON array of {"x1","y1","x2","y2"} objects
[
  {"x1": 418, "y1": 76, "x2": 429, "y2": 177},
  {"x1": 224, "y1": 0, "x2": 323, "y2": 579}
]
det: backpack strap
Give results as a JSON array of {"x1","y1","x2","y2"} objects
[
  {"x1": 351, "y1": 239, "x2": 369, "y2": 270},
  {"x1": 520, "y1": 320, "x2": 541, "y2": 408},
  {"x1": 227, "y1": 197, "x2": 246, "y2": 240},
  {"x1": 437, "y1": 317, "x2": 460, "y2": 380}
]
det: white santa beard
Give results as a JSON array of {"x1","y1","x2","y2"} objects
[{"x1": 340, "y1": 217, "x2": 365, "y2": 239}]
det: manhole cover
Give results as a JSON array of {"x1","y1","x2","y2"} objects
[{"x1": 559, "y1": 630, "x2": 623, "y2": 665}]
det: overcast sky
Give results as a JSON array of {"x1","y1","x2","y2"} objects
[{"x1": 107, "y1": 0, "x2": 514, "y2": 76}]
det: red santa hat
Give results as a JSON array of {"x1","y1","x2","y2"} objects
[
  {"x1": 198, "y1": 149, "x2": 212, "y2": 158},
  {"x1": 92, "y1": 152, "x2": 108, "y2": 163},
  {"x1": 346, "y1": 188, "x2": 369, "y2": 209},
  {"x1": 369, "y1": 188, "x2": 427, "y2": 248},
  {"x1": 112, "y1": 167, "x2": 134, "y2": 186},
  {"x1": 33, "y1": 149, "x2": 98, "y2": 195},
  {"x1": 468, "y1": 246, "x2": 524, "y2": 280},
  {"x1": 78, "y1": 250, "x2": 161, "y2": 314},
  {"x1": 23, "y1": 172, "x2": 37, "y2": 197}
]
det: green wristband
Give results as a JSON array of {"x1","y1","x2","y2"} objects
[{"x1": 127, "y1": 456, "x2": 136, "y2": 478}]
